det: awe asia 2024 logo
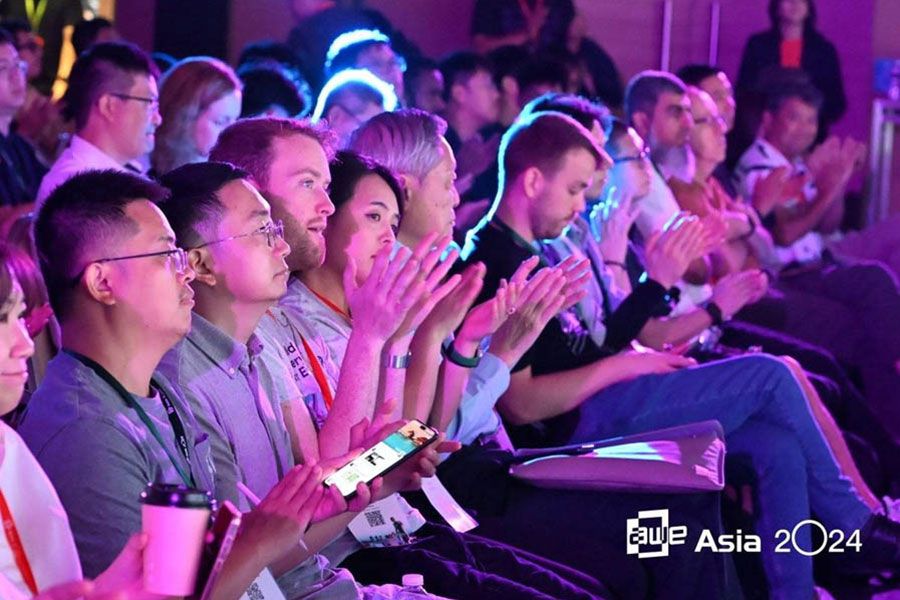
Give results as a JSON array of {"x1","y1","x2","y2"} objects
[{"x1": 626, "y1": 509, "x2": 862, "y2": 559}]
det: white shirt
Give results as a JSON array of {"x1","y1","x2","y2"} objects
[
  {"x1": 36, "y1": 135, "x2": 134, "y2": 207},
  {"x1": 734, "y1": 137, "x2": 828, "y2": 266},
  {"x1": 0, "y1": 422, "x2": 82, "y2": 596},
  {"x1": 635, "y1": 164, "x2": 712, "y2": 314}
]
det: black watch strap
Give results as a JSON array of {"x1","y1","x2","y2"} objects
[
  {"x1": 702, "y1": 301, "x2": 725, "y2": 327},
  {"x1": 442, "y1": 340, "x2": 482, "y2": 368}
]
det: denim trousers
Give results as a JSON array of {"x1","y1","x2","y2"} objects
[{"x1": 529, "y1": 354, "x2": 873, "y2": 599}]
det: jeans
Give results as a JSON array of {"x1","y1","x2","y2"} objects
[{"x1": 521, "y1": 354, "x2": 872, "y2": 599}]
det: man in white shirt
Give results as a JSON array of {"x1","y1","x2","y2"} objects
[{"x1": 36, "y1": 41, "x2": 160, "y2": 205}]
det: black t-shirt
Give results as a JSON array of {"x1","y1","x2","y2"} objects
[
  {"x1": 1, "y1": 0, "x2": 83, "y2": 95},
  {"x1": 463, "y1": 219, "x2": 610, "y2": 376},
  {"x1": 0, "y1": 130, "x2": 47, "y2": 205},
  {"x1": 470, "y1": 0, "x2": 573, "y2": 49}
]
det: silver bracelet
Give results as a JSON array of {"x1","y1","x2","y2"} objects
[{"x1": 385, "y1": 351, "x2": 412, "y2": 369}]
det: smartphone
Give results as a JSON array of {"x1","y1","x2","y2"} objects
[
  {"x1": 324, "y1": 419, "x2": 439, "y2": 498},
  {"x1": 195, "y1": 500, "x2": 242, "y2": 600}
]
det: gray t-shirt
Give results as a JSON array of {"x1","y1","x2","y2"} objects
[{"x1": 17, "y1": 351, "x2": 215, "y2": 578}]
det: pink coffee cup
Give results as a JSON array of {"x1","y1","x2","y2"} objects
[{"x1": 140, "y1": 483, "x2": 213, "y2": 596}]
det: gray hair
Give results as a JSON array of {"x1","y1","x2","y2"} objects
[{"x1": 348, "y1": 108, "x2": 448, "y2": 180}]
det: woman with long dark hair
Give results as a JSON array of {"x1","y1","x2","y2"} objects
[{"x1": 736, "y1": 0, "x2": 845, "y2": 140}]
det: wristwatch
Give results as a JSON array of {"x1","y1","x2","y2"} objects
[
  {"x1": 702, "y1": 301, "x2": 726, "y2": 327},
  {"x1": 385, "y1": 352, "x2": 412, "y2": 369},
  {"x1": 441, "y1": 340, "x2": 483, "y2": 368}
]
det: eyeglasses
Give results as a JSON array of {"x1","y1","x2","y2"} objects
[
  {"x1": 71, "y1": 248, "x2": 189, "y2": 286},
  {"x1": 194, "y1": 220, "x2": 285, "y2": 250},
  {"x1": 109, "y1": 92, "x2": 160, "y2": 112},
  {"x1": 0, "y1": 60, "x2": 28, "y2": 79},
  {"x1": 612, "y1": 147, "x2": 650, "y2": 164}
]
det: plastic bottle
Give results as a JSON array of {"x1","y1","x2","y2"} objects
[{"x1": 398, "y1": 573, "x2": 429, "y2": 598}]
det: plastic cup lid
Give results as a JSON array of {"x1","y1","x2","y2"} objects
[{"x1": 140, "y1": 483, "x2": 213, "y2": 508}]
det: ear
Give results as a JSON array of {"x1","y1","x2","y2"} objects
[
  {"x1": 96, "y1": 93, "x2": 117, "y2": 123},
  {"x1": 501, "y1": 75, "x2": 518, "y2": 99},
  {"x1": 82, "y1": 263, "x2": 117, "y2": 306},
  {"x1": 522, "y1": 166, "x2": 544, "y2": 199},
  {"x1": 324, "y1": 105, "x2": 347, "y2": 130},
  {"x1": 631, "y1": 111, "x2": 650, "y2": 140},
  {"x1": 450, "y1": 82, "x2": 468, "y2": 107},
  {"x1": 397, "y1": 173, "x2": 418, "y2": 210},
  {"x1": 188, "y1": 248, "x2": 217, "y2": 287}
]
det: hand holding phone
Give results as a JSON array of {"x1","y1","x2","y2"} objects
[{"x1": 324, "y1": 420, "x2": 440, "y2": 499}]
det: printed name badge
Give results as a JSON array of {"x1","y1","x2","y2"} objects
[
  {"x1": 347, "y1": 494, "x2": 427, "y2": 547},
  {"x1": 240, "y1": 568, "x2": 287, "y2": 600},
  {"x1": 421, "y1": 475, "x2": 479, "y2": 533}
]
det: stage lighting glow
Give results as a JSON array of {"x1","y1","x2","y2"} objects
[
  {"x1": 325, "y1": 29, "x2": 391, "y2": 74},
  {"x1": 311, "y1": 68, "x2": 399, "y2": 123}
]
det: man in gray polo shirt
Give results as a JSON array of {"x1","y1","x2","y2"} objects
[{"x1": 19, "y1": 170, "x2": 369, "y2": 598}]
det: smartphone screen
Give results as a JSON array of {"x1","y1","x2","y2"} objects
[
  {"x1": 324, "y1": 420, "x2": 438, "y2": 497},
  {"x1": 195, "y1": 501, "x2": 241, "y2": 600}
]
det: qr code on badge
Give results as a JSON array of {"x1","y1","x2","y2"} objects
[
  {"x1": 365, "y1": 509, "x2": 385, "y2": 527},
  {"x1": 246, "y1": 582, "x2": 264, "y2": 600}
]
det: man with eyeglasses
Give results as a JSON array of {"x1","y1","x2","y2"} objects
[
  {"x1": 0, "y1": 27, "x2": 46, "y2": 208},
  {"x1": 36, "y1": 41, "x2": 161, "y2": 206},
  {"x1": 20, "y1": 168, "x2": 394, "y2": 598}
]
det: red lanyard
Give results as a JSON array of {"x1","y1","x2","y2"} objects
[
  {"x1": 0, "y1": 489, "x2": 38, "y2": 595},
  {"x1": 298, "y1": 335, "x2": 335, "y2": 411},
  {"x1": 266, "y1": 310, "x2": 335, "y2": 411},
  {"x1": 308, "y1": 288, "x2": 351, "y2": 323}
]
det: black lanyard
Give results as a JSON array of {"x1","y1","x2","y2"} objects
[{"x1": 62, "y1": 349, "x2": 196, "y2": 487}]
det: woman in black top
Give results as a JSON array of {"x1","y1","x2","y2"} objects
[{"x1": 736, "y1": 0, "x2": 845, "y2": 142}]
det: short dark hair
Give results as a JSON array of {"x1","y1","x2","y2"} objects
[
  {"x1": 624, "y1": 70, "x2": 686, "y2": 125},
  {"x1": 523, "y1": 93, "x2": 611, "y2": 133},
  {"x1": 238, "y1": 40, "x2": 306, "y2": 76},
  {"x1": 515, "y1": 55, "x2": 568, "y2": 97},
  {"x1": 603, "y1": 118, "x2": 634, "y2": 157},
  {"x1": 768, "y1": 0, "x2": 816, "y2": 31},
  {"x1": 329, "y1": 150, "x2": 405, "y2": 219},
  {"x1": 403, "y1": 56, "x2": 439, "y2": 105},
  {"x1": 63, "y1": 41, "x2": 160, "y2": 130},
  {"x1": 765, "y1": 79, "x2": 823, "y2": 114},
  {"x1": 34, "y1": 170, "x2": 168, "y2": 320},
  {"x1": 210, "y1": 117, "x2": 336, "y2": 190},
  {"x1": 0, "y1": 27, "x2": 15, "y2": 48},
  {"x1": 676, "y1": 64, "x2": 723, "y2": 87},
  {"x1": 486, "y1": 44, "x2": 531, "y2": 89},
  {"x1": 158, "y1": 162, "x2": 250, "y2": 248},
  {"x1": 439, "y1": 51, "x2": 493, "y2": 102},
  {"x1": 499, "y1": 111, "x2": 602, "y2": 189},
  {"x1": 239, "y1": 64, "x2": 308, "y2": 118},
  {"x1": 72, "y1": 18, "x2": 114, "y2": 57},
  {"x1": 0, "y1": 18, "x2": 31, "y2": 41}
]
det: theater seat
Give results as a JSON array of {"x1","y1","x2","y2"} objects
[{"x1": 508, "y1": 420, "x2": 726, "y2": 493}]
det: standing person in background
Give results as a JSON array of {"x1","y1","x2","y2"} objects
[
  {"x1": 71, "y1": 17, "x2": 118, "y2": 57},
  {"x1": 150, "y1": 57, "x2": 242, "y2": 175},
  {"x1": 737, "y1": 0, "x2": 845, "y2": 143}
]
